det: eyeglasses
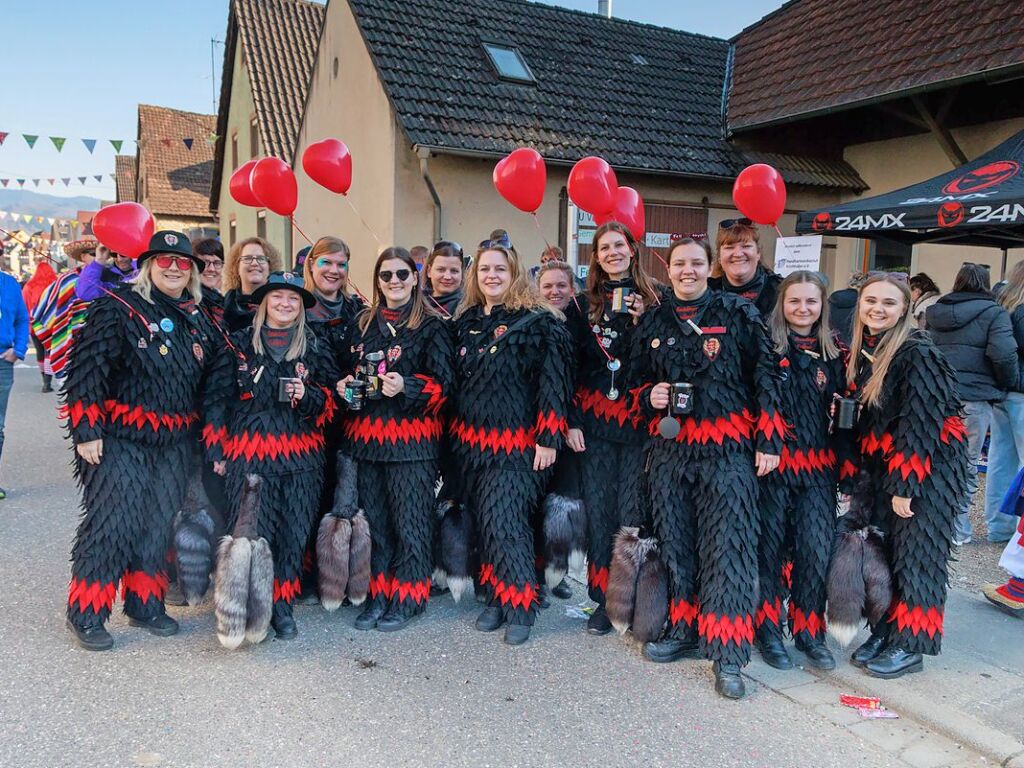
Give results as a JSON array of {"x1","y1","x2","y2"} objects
[
  {"x1": 154, "y1": 255, "x2": 194, "y2": 271},
  {"x1": 379, "y1": 269, "x2": 412, "y2": 283},
  {"x1": 868, "y1": 270, "x2": 910, "y2": 284},
  {"x1": 315, "y1": 256, "x2": 348, "y2": 270},
  {"x1": 479, "y1": 233, "x2": 513, "y2": 250},
  {"x1": 241, "y1": 254, "x2": 269, "y2": 265},
  {"x1": 719, "y1": 218, "x2": 753, "y2": 230},
  {"x1": 200, "y1": 259, "x2": 224, "y2": 271}
]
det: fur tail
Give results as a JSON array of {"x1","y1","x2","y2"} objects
[
  {"x1": 438, "y1": 501, "x2": 475, "y2": 602},
  {"x1": 330, "y1": 453, "x2": 360, "y2": 520},
  {"x1": 214, "y1": 536, "x2": 251, "y2": 650},
  {"x1": 631, "y1": 548, "x2": 669, "y2": 643},
  {"x1": 245, "y1": 538, "x2": 274, "y2": 644},
  {"x1": 317, "y1": 515, "x2": 351, "y2": 611},
  {"x1": 862, "y1": 527, "x2": 893, "y2": 626},
  {"x1": 174, "y1": 509, "x2": 215, "y2": 605},
  {"x1": 347, "y1": 511, "x2": 371, "y2": 605},
  {"x1": 606, "y1": 527, "x2": 643, "y2": 635},
  {"x1": 542, "y1": 494, "x2": 579, "y2": 590},
  {"x1": 568, "y1": 497, "x2": 587, "y2": 576},
  {"x1": 826, "y1": 529, "x2": 868, "y2": 648}
]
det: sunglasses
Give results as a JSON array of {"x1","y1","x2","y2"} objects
[
  {"x1": 718, "y1": 218, "x2": 753, "y2": 230},
  {"x1": 378, "y1": 268, "x2": 412, "y2": 283},
  {"x1": 154, "y1": 255, "x2": 194, "y2": 271},
  {"x1": 868, "y1": 270, "x2": 910, "y2": 284},
  {"x1": 479, "y1": 233, "x2": 513, "y2": 250}
]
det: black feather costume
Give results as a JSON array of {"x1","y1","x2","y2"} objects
[
  {"x1": 629, "y1": 290, "x2": 785, "y2": 666},
  {"x1": 64, "y1": 287, "x2": 219, "y2": 630}
]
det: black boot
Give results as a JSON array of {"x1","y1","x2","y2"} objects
[
  {"x1": 272, "y1": 600, "x2": 297, "y2": 640},
  {"x1": 755, "y1": 627, "x2": 793, "y2": 670},
  {"x1": 865, "y1": 645, "x2": 923, "y2": 679},
  {"x1": 642, "y1": 635, "x2": 701, "y2": 663},
  {"x1": 713, "y1": 661, "x2": 746, "y2": 699},
  {"x1": 128, "y1": 612, "x2": 179, "y2": 637},
  {"x1": 551, "y1": 578, "x2": 573, "y2": 600},
  {"x1": 354, "y1": 596, "x2": 387, "y2": 631},
  {"x1": 850, "y1": 630, "x2": 889, "y2": 668},
  {"x1": 796, "y1": 637, "x2": 836, "y2": 670},
  {"x1": 66, "y1": 618, "x2": 113, "y2": 651},
  {"x1": 475, "y1": 581, "x2": 489, "y2": 604},
  {"x1": 504, "y1": 622, "x2": 531, "y2": 646},
  {"x1": 538, "y1": 585, "x2": 551, "y2": 610},
  {"x1": 475, "y1": 605, "x2": 505, "y2": 632},
  {"x1": 41, "y1": 373, "x2": 53, "y2": 393},
  {"x1": 587, "y1": 604, "x2": 613, "y2": 635},
  {"x1": 377, "y1": 602, "x2": 423, "y2": 632}
]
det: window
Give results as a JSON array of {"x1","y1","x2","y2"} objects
[
  {"x1": 868, "y1": 238, "x2": 912, "y2": 273},
  {"x1": 482, "y1": 43, "x2": 535, "y2": 84},
  {"x1": 229, "y1": 217, "x2": 237, "y2": 248},
  {"x1": 257, "y1": 210, "x2": 266, "y2": 240},
  {"x1": 630, "y1": 53, "x2": 648, "y2": 65},
  {"x1": 249, "y1": 118, "x2": 259, "y2": 159},
  {"x1": 231, "y1": 131, "x2": 238, "y2": 171}
]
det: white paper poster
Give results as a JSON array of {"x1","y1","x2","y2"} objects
[{"x1": 774, "y1": 235, "x2": 823, "y2": 277}]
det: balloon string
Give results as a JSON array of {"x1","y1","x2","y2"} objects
[
  {"x1": 773, "y1": 224, "x2": 796, "y2": 262},
  {"x1": 0, "y1": 227, "x2": 60, "y2": 266},
  {"x1": 290, "y1": 215, "x2": 315, "y2": 246},
  {"x1": 530, "y1": 212, "x2": 552, "y2": 251},
  {"x1": 344, "y1": 197, "x2": 383, "y2": 248}
]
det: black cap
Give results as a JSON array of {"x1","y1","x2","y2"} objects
[
  {"x1": 251, "y1": 270, "x2": 315, "y2": 308},
  {"x1": 137, "y1": 230, "x2": 205, "y2": 272}
]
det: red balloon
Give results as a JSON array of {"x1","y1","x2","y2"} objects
[
  {"x1": 250, "y1": 157, "x2": 298, "y2": 217},
  {"x1": 492, "y1": 147, "x2": 546, "y2": 213},
  {"x1": 732, "y1": 164, "x2": 787, "y2": 225},
  {"x1": 229, "y1": 159, "x2": 261, "y2": 207},
  {"x1": 595, "y1": 186, "x2": 645, "y2": 241},
  {"x1": 93, "y1": 202, "x2": 154, "y2": 259},
  {"x1": 302, "y1": 138, "x2": 353, "y2": 195},
  {"x1": 568, "y1": 156, "x2": 618, "y2": 215}
]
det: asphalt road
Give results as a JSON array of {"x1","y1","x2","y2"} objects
[{"x1": 0, "y1": 363, "x2": 911, "y2": 768}]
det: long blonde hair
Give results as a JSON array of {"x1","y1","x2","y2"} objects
[
  {"x1": 303, "y1": 236, "x2": 353, "y2": 299},
  {"x1": 456, "y1": 244, "x2": 561, "y2": 318},
  {"x1": 251, "y1": 297, "x2": 308, "y2": 361},
  {"x1": 132, "y1": 259, "x2": 203, "y2": 305},
  {"x1": 223, "y1": 237, "x2": 283, "y2": 293},
  {"x1": 846, "y1": 274, "x2": 914, "y2": 407},
  {"x1": 770, "y1": 270, "x2": 838, "y2": 360},
  {"x1": 357, "y1": 247, "x2": 432, "y2": 334},
  {"x1": 999, "y1": 260, "x2": 1024, "y2": 314}
]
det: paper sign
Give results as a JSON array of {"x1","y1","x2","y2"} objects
[{"x1": 774, "y1": 235, "x2": 823, "y2": 276}]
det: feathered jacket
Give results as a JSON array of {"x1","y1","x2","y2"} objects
[
  {"x1": 307, "y1": 292, "x2": 363, "y2": 369},
  {"x1": 629, "y1": 290, "x2": 786, "y2": 459},
  {"x1": 62, "y1": 287, "x2": 220, "y2": 447},
  {"x1": 850, "y1": 329, "x2": 967, "y2": 499},
  {"x1": 341, "y1": 308, "x2": 455, "y2": 463},
  {"x1": 565, "y1": 281, "x2": 648, "y2": 445},
  {"x1": 450, "y1": 304, "x2": 574, "y2": 471},
  {"x1": 202, "y1": 327, "x2": 338, "y2": 476},
  {"x1": 709, "y1": 265, "x2": 783, "y2": 319}
]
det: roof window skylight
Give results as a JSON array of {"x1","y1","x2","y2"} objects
[{"x1": 482, "y1": 43, "x2": 536, "y2": 84}]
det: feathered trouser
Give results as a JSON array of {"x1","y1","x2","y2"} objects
[
  {"x1": 863, "y1": 457, "x2": 964, "y2": 655},
  {"x1": 580, "y1": 437, "x2": 646, "y2": 604},
  {"x1": 68, "y1": 437, "x2": 191, "y2": 628},
  {"x1": 224, "y1": 465, "x2": 323, "y2": 607},
  {"x1": 466, "y1": 465, "x2": 546, "y2": 626},
  {"x1": 648, "y1": 448, "x2": 759, "y2": 667},
  {"x1": 756, "y1": 477, "x2": 836, "y2": 645},
  {"x1": 359, "y1": 459, "x2": 437, "y2": 619}
]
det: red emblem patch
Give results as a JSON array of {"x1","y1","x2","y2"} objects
[
  {"x1": 815, "y1": 367, "x2": 827, "y2": 391},
  {"x1": 702, "y1": 337, "x2": 721, "y2": 361},
  {"x1": 387, "y1": 345, "x2": 402, "y2": 364}
]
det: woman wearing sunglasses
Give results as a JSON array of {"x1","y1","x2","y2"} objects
[
  {"x1": 836, "y1": 273, "x2": 967, "y2": 679},
  {"x1": 64, "y1": 231, "x2": 220, "y2": 651},
  {"x1": 335, "y1": 247, "x2": 454, "y2": 631},
  {"x1": 450, "y1": 241, "x2": 573, "y2": 646},
  {"x1": 567, "y1": 221, "x2": 661, "y2": 635},
  {"x1": 629, "y1": 236, "x2": 784, "y2": 699},
  {"x1": 203, "y1": 271, "x2": 339, "y2": 641},
  {"x1": 423, "y1": 241, "x2": 465, "y2": 320},
  {"x1": 710, "y1": 218, "x2": 783, "y2": 319},
  {"x1": 222, "y1": 237, "x2": 283, "y2": 332}
]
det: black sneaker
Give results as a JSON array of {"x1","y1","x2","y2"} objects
[
  {"x1": 587, "y1": 605, "x2": 613, "y2": 635},
  {"x1": 551, "y1": 578, "x2": 573, "y2": 600},
  {"x1": 354, "y1": 598, "x2": 387, "y2": 631},
  {"x1": 475, "y1": 606, "x2": 504, "y2": 632},
  {"x1": 128, "y1": 613, "x2": 179, "y2": 637},
  {"x1": 272, "y1": 601, "x2": 298, "y2": 640},
  {"x1": 504, "y1": 623, "x2": 531, "y2": 646},
  {"x1": 67, "y1": 619, "x2": 113, "y2": 651}
]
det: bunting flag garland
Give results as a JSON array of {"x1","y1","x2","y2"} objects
[
  {"x1": 0, "y1": 172, "x2": 115, "y2": 188},
  {"x1": 0, "y1": 209, "x2": 82, "y2": 229},
  {"x1": 23, "y1": 135, "x2": 38, "y2": 148},
  {"x1": 16, "y1": 179, "x2": 24, "y2": 187},
  {"x1": 0, "y1": 180, "x2": 7, "y2": 188},
  {"x1": 0, "y1": 132, "x2": 215, "y2": 152},
  {"x1": 61, "y1": 178, "x2": 70, "y2": 187},
  {"x1": 93, "y1": 175, "x2": 102, "y2": 183},
  {"x1": 0, "y1": 133, "x2": 7, "y2": 146},
  {"x1": 31, "y1": 179, "x2": 39, "y2": 188},
  {"x1": 183, "y1": 138, "x2": 194, "y2": 150},
  {"x1": 110, "y1": 139, "x2": 123, "y2": 152},
  {"x1": 48, "y1": 179, "x2": 55, "y2": 186},
  {"x1": 82, "y1": 139, "x2": 96, "y2": 154},
  {"x1": 78, "y1": 176, "x2": 86, "y2": 185},
  {"x1": 50, "y1": 137, "x2": 66, "y2": 152}
]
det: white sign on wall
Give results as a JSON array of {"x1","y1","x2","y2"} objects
[{"x1": 774, "y1": 236, "x2": 823, "y2": 277}]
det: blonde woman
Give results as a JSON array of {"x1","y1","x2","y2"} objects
[
  {"x1": 450, "y1": 240, "x2": 573, "y2": 646},
  {"x1": 64, "y1": 231, "x2": 219, "y2": 650},
  {"x1": 203, "y1": 271, "x2": 339, "y2": 640},
  {"x1": 842, "y1": 273, "x2": 967, "y2": 678},
  {"x1": 222, "y1": 237, "x2": 283, "y2": 332}
]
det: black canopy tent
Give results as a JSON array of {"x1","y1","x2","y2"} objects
[{"x1": 796, "y1": 129, "x2": 1024, "y2": 275}]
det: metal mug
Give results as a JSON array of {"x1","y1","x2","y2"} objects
[
  {"x1": 836, "y1": 396, "x2": 859, "y2": 430},
  {"x1": 278, "y1": 377, "x2": 301, "y2": 403},
  {"x1": 364, "y1": 351, "x2": 385, "y2": 399},
  {"x1": 670, "y1": 382, "x2": 695, "y2": 415},
  {"x1": 344, "y1": 379, "x2": 366, "y2": 411},
  {"x1": 611, "y1": 286, "x2": 633, "y2": 314}
]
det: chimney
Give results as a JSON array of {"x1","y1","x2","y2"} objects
[{"x1": 598, "y1": 0, "x2": 612, "y2": 18}]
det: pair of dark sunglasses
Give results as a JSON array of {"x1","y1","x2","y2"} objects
[
  {"x1": 718, "y1": 217, "x2": 753, "y2": 230},
  {"x1": 479, "y1": 233, "x2": 513, "y2": 250},
  {"x1": 378, "y1": 268, "x2": 413, "y2": 283}
]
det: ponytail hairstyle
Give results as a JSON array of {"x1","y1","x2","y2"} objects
[
  {"x1": 585, "y1": 221, "x2": 660, "y2": 325},
  {"x1": 357, "y1": 246, "x2": 432, "y2": 334},
  {"x1": 769, "y1": 270, "x2": 839, "y2": 360},
  {"x1": 846, "y1": 273, "x2": 914, "y2": 408}
]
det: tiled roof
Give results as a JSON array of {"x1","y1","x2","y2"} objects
[
  {"x1": 728, "y1": 0, "x2": 1024, "y2": 132},
  {"x1": 137, "y1": 104, "x2": 216, "y2": 217},
  {"x1": 114, "y1": 155, "x2": 136, "y2": 203},
  {"x1": 210, "y1": 0, "x2": 325, "y2": 210},
  {"x1": 347, "y1": 0, "x2": 865, "y2": 190}
]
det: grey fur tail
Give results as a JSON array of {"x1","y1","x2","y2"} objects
[
  {"x1": 174, "y1": 508, "x2": 216, "y2": 605},
  {"x1": 214, "y1": 536, "x2": 251, "y2": 650},
  {"x1": 245, "y1": 538, "x2": 274, "y2": 644},
  {"x1": 317, "y1": 514, "x2": 351, "y2": 611},
  {"x1": 606, "y1": 527, "x2": 643, "y2": 635},
  {"x1": 347, "y1": 511, "x2": 371, "y2": 605},
  {"x1": 542, "y1": 494, "x2": 584, "y2": 590}
]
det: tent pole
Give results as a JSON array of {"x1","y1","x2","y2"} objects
[{"x1": 1002, "y1": 248, "x2": 1008, "y2": 281}]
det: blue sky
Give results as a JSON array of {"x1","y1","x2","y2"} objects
[{"x1": 1, "y1": 0, "x2": 780, "y2": 201}]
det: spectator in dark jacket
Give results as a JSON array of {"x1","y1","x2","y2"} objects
[
  {"x1": 926, "y1": 262, "x2": 1019, "y2": 545},
  {"x1": 984, "y1": 260, "x2": 1024, "y2": 543},
  {"x1": 828, "y1": 271, "x2": 869, "y2": 344}
]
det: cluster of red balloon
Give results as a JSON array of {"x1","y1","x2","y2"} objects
[
  {"x1": 567, "y1": 157, "x2": 645, "y2": 241},
  {"x1": 93, "y1": 202, "x2": 155, "y2": 259}
]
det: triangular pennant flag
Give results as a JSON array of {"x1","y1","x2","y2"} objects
[
  {"x1": 36, "y1": 216, "x2": 45, "y2": 223},
  {"x1": 110, "y1": 139, "x2": 123, "y2": 152},
  {"x1": 71, "y1": 219, "x2": 79, "y2": 227},
  {"x1": 31, "y1": 179, "x2": 39, "y2": 187},
  {"x1": 0, "y1": 211, "x2": 7, "y2": 218},
  {"x1": 94, "y1": 175, "x2": 103, "y2": 183},
  {"x1": 0, "y1": 132, "x2": 7, "y2": 146},
  {"x1": 22, "y1": 214, "x2": 32, "y2": 222},
  {"x1": 183, "y1": 138, "x2": 194, "y2": 150},
  {"x1": 160, "y1": 138, "x2": 172, "y2": 148},
  {"x1": 47, "y1": 217, "x2": 55, "y2": 225},
  {"x1": 47, "y1": 179, "x2": 55, "y2": 186},
  {"x1": 23, "y1": 135, "x2": 37, "y2": 148},
  {"x1": 78, "y1": 177, "x2": 87, "y2": 185},
  {"x1": 61, "y1": 178, "x2": 71, "y2": 187},
  {"x1": 16, "y1": 179, "x2": 24, "y2": 187},
  {"x1": 82, "y1": 138, "x2": 97, "y2": 154},
  {"x1": 50, "y1": 137, "x2": 66, "y2": 152},
  {"x1": 109, "y1": 174, "x2": 115, "y2": 181},
  {"x1": 0, "y1": 180, "x2": 7, "y2": 188}
]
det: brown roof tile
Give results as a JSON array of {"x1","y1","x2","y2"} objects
[
  {"x1": 114, "y1": 155, "x2": 136, "y2": 203},
  {"x1": 728, "y1": 0, "x2": 1024, "y2": 132},
  {"x1": 137, "y1": 104, "x2": 216, "y2": 217}
]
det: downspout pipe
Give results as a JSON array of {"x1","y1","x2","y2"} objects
[{"x1": 417, "y1": 146, "x2": 442, "y2": 241}]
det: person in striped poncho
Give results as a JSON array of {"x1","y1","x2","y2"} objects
[{"x1": 32, "y1": 239, "x2": 96, "y2": 379}]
